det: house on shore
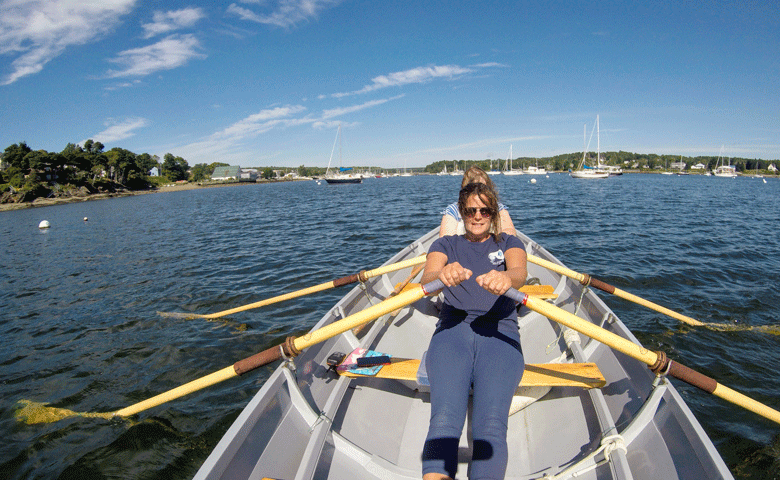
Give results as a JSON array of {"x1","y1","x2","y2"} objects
[{"x1": 211, "y1": 165, "x2": 241, "y2": 181}]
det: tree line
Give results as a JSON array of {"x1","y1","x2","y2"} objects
[
  {"x1": 425, "y1": 151, "x2": 777, "y2": 174},
  {"x1": 0, "y1": 140, "x2": 229, "y2": 202}
]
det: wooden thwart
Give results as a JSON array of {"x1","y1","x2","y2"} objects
[{"x1": 339, "y1": 359, "x2": 605, "y2": 389}]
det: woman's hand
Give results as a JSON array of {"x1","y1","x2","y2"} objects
[
  {"x1": 439, "y1": 262, "x2": 472, "y2": 287},
  {"x1": 476, "y1": 270, "x2": 512, "y2": 295}
]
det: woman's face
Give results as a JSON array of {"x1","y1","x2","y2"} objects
[{"x1": 463, "y1": 194, "x2": 492, "y2": 239}]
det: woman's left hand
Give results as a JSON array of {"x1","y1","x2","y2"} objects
[{"x1": 475, "y1": 270, "x2": 512, "y2": 295}]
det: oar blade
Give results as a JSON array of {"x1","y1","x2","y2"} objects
[
  {"x1": 13, "y1": 400, "x2": 113, "y2": 425},
  {"x1": 156, "y1": 311, "x2": 206, "y2": 319}
]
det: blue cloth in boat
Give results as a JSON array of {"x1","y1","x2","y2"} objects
[
  {"x1": 422, "y1": 233, "x2": 525, "y2": 479},
  {"x1": 441, "y1": 201, "x2": 508, "y2": 222}
]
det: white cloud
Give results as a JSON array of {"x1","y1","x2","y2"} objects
[
  {"x1": 329, "y1": 64, "x2": 493, "y2": 99},
  {"x1": 214, "y1": 105, "x2": 308, "y2": 139},
  {"x1": 141, "y1": 7, "x2": 206, "y2": 39},
  {"x1": 87, "y1": 117, "x2": 149, "y2": 144},
  {"x1": 227, "y1": 0, "x2": 341, "y2": 28},
  {"x1": 106, "y1": 34, "x2": 206, "y2": 78},
  {"x1": 0, "y1": 0, "x2": 137, "y2": 85},
  {"x1": 171, "y1": 94, "x2": 401, "y2": 163},
  {"x1": 321, "y1": 95, "x2": 405, "y2": 119}
]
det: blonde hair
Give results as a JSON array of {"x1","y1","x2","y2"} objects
[{"x1": 461, "y1": 166, "x2": 496, "y2": 192}]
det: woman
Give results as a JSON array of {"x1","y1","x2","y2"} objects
[
  {"x1": 421, "y1": 182, "x2": 527, "y2": 480},
  {"x1": 439, "y1": 166, "x2": 516, "y2": 237}
]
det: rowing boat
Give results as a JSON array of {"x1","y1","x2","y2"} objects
[{"x1": 194, "y1": 227, "x2": 733, "y2": 479}]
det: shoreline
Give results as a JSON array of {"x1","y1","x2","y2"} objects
[{"x1": 0, "y1": 180, "x2": 284, "y2": 213}]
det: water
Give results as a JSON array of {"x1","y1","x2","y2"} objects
[{"x1": 1, "y1": 174, "x2": 779, "y2": 479}]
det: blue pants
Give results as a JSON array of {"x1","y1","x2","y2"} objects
[{"x1": 422, "y1": 319, "x2": 525, "y2": 479}]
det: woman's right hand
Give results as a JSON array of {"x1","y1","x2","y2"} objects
[{"x1": 439, "y1": 262, "x2": 472, "y2": 287}]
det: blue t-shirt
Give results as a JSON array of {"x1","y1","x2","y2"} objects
[
  {"x1": 441, "y1": 202, "x2": 507, "y2": 222},
  {"x1": 429, "y1": 233, "x2": 525, "y2": 332}
]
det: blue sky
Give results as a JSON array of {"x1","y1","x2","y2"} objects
[{"x1": 1, "y1": 1, "x2": 778, "y2": 169}]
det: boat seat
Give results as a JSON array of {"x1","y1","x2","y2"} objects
[{"x1": 339, "y1": 355, "x2": 605, "y2": 390}]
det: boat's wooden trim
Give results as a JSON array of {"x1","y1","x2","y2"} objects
[{"x1": 339, "y1": 359, "x2": 605, "y2": 389}]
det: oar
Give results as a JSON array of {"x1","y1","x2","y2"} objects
[
  {"x1": 506, "y1": 288, "x2": 780, "y2": 426},
  {"x1": 157, "y1": 254, "x2": 427, "y2": 319},
  {"x1": 352, "y1": 262, "x2": 426, "y2": 336},
  {"x1": 526, "y1": 253, "x2": 779, "y2": 334},
  {"x1": 15, "y1": 280, "x2": 445, "y2": 425}
]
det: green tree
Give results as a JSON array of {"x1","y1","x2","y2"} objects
[
  {"x1": 162, "y1": 153, "x2": 189, "y2": 181},
  {"x1": 105, "y1": 147, "x2": 140, "y2": 184},
  {"x1": 261, "y1": 167, "x2": 274, "y2": 179},
  {"x1": 136, "y1": 153, "x2": 159, "y2": 175},
  {"x1": 190, "y1": 163, "x2": 210, "y2": 181},
  {"x1": 3, "y1": 142, "x2": 32, "y2": 170}
]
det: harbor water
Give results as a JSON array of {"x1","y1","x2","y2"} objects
[{"x1": 1, "y1": 174, "x2": 779, "y2": 479}]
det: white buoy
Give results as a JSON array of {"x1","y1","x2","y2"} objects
[
  {"x1": 530, "y1": 178, "x2": 537, "y2": 184},
  {"x1": 84, "y1": 217, "x2": 89, "y2": 221},
  {"x1": 38, "y1": 220, "x2": 50, "y2": 229}
]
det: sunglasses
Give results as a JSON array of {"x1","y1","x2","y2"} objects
[{"x1": 463, "y1": 207, "x2": 495, "y2": 218}]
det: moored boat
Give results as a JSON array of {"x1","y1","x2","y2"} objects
[
  {"x1": 324, "y1": 124, "x2": 363, "y2": 184},
  {"x1": 194, "y1": 227, "x2": 733, "y2": 480},
  {"x1": 571, "y1": 116, "x2": 610, "y2": 179}
]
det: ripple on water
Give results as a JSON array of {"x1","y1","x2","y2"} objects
[{"x1": 1, "y1": 175, "x2": 779, "y2": 479}]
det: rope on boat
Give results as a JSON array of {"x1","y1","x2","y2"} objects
[
  {"x1": 309, "y1": 411, "x2": 333, "y2": 434},
  {"x1": 540, "y1": 433, "x2": 627, "y2": 479}
]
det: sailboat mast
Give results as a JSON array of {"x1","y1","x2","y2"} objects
[
  {"x1": 510, "y1": 144, "x2": 513, "y2": 170},
  {"x1": 597, "y1": 115, "x2": 600, "y2": 166}
]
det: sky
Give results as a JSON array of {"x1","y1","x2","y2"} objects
[{"x1": 1, "y1": 0, "x2": 778, "y2": 169}]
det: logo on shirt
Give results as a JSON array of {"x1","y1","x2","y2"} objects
[{"x1": 488, "y1": 249, "x2": 505, "y2": 266}]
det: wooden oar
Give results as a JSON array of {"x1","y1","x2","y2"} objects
[
  {"x1": 506, "y1": 288, "x2": 780, "y2": 426},
  {"x1": 157, "y1": 254, "x2": 427, "y2": 319},
  {"x1": 526, "y1": 254, "x2": 705, "y2": 326},
  {"x1": 526, "y1": 253, "x2": 779, "y2": 334},
  {"x1": 15, "y1": 280, "x2": 444, "y2": 425},
  {"x1": 352, "y1": 262, "x2": 426, "y2": 336}
]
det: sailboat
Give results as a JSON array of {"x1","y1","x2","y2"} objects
[
  {"x1": 570, "y1": 116, "x2": 609, "y2": 179},
  {"x1": 661, "y1": 158, "x2": 674, "y2": 175},
  {"x1": 437, "y1": 164, "x2": 449, "y2": 176},
  {"x1": 503, "y1": 144, "x2": 523, "y2": 175},
  {"x1": 712, "y1": 145, "x2": 737, "y2": 178},
  {"x1": 523, "y1": 157, "x2": 547, "y2": 175},
  {"x1": 324, "y1": 125, "x2": 362, "y2": 184},
  {"x1": 487, "y1": 158, "x2": 501, "y2": 175}
]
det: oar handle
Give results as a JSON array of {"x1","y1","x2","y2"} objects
[{"x1": 506, "y1": 288, "x2": 780, "y2": 426}]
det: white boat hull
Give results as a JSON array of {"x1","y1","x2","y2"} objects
[{"x1": 195, "y1": 228, "x2": 732, "y2": 480}]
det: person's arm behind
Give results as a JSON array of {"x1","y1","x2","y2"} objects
[{"x1": 500, "y1": 210, "x2": 517, "y2": 236}]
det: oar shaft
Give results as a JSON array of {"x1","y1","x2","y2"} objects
[
  {"x1": 362, "y1": 255, "x2": 427, "y2": 280},
  {"x1": 294, "y1": 282, "x2": 432, "y2": 351},
  {"x1": 199, "y1": 254, "x2": 427, "y2": 319},
  {"x1": 512, "y1": 292, "x2": 780, "y2": 426},
  {"x1": 202, "y1": 281, "x2": 335, "y2": 319},
  {"x1": 609, "y1": 287, "x2": 704, "y2": 326},
  {"x1": 520, "y1": 294, "x2": 658, "y2": 365},
  {"x1": 527, "y1": 253, "x2": 704, "y2": 327},
  {"x1": 114, "y1": 366, "x2": 237, "y2": 417},
  {"x1": 110, "y1": 280, "x2": 441, "y2": 419}
]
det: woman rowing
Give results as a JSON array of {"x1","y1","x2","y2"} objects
[{"x1": 421, "y1": 182, "x2": 527, "y2": 479}]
